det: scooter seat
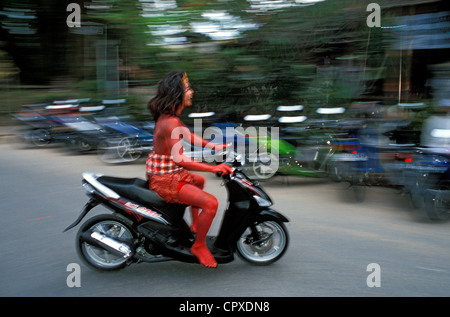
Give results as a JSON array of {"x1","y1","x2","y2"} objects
[{"x1": 97, "y1": 176, "x2": 187, "y2": 214}]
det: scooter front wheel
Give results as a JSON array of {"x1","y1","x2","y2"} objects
[{"x1": 236, "y1": 220, "x2": 289, "y2": 266}]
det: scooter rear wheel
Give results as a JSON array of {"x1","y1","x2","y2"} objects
[
  {"x1": 76, "y1": 214, "x2": 136, "y2": 271},
  {"x1": 236, "y1": 220, "x2": 289, "y2": 266}
]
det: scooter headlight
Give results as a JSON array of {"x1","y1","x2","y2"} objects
[{"x1": 253, "y1": 195, "x2": 272, "y2": 207}]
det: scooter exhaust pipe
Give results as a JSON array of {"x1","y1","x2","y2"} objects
[{"x1": 80, "y1": 231, "x2": 134, "y2": 259}]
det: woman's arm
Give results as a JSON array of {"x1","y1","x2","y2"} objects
[
  {"x1": 180, "y1": 120, "x2": 227, "y2": 150},
  {"x1": 165, "y1": 117, "x2": 232, "y2": 174}
]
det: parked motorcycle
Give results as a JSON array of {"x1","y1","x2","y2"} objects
[
  {"x1": 402, "y1": 115, "x2": 450, "y2": 220},
  {"x1": 63, "y1": 151, "x2": 289, "y2": 271},
  {"x1": 95, "y1": 117, "x2": 154, "y2": 164},
  {"x1": 246, "y1": 118, "x2": 340, "y2": 180},
  {"x1": 13, "y1": 100, "x2": 109, "y2": 152},
  {"x1": 403, "y1": 151, "x2": 450, "y2": 220},
  {"x1": 329, "y1": 118, "x2": 419, "y2": 202},
  {"x1": 53, "y1": 110, "x2": 108, "y2": 153},
  {"x1": 13, "y1": 101, "x2": 81, "y2": 147}
]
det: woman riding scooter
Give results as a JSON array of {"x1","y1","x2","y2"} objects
[{"x1": 147, "y1": 70, "x2": 233, "y2": 268}]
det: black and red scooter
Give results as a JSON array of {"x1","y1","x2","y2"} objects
[{"x1": 63, "y1": 152, "x2": 289, "y2": 271}]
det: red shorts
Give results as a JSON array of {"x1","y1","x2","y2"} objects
[{"x1": 148, "y1": 169, "x2": 202, "y2": 204}]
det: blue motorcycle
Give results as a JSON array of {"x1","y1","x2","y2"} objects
[{"x1": 95, "y1": 117, "x2": 154, "y2": 164}]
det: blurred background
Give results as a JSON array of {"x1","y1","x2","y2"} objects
[
  {"x1": 1, "y1": 0, "x2": 449, "y2": 119},
  {"x1": 1, "y1": 0, "x2": 450, "y2": 219}
]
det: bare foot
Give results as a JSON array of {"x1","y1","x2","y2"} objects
[{"x1": 191, "y1": 243, "x2": 217, "y2": 268}]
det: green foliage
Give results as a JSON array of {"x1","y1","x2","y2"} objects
[{"x1": 2, "y1": 0, "x2": 392, "y2": 119}]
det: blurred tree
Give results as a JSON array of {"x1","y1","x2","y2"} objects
[
  {"x1": 0, "y1": 0, "x2": 72, "y2": 84},
  {"x1": 1, "y1": 0, "x2": 392, "y2": 117}
]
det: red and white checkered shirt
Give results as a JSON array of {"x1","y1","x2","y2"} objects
[{"x1": 146, "y1": 152, "x2": 183, "y2": 175}]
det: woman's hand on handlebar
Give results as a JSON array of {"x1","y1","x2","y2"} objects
[{"x1": 212, "y1": 163, "x2": 233, "y2": 176}]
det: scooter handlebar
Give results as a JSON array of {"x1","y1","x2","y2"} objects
[
  {"x1": 215, "y1": 162, "x2": 233, "y2": 178},
  {"x1": 214, "y1": 150, "x2": 242, "y2": 177}
]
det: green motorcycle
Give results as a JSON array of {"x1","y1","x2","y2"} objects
[{"x1": 244, "y1": 122, "x2": 339, "y2": 180}]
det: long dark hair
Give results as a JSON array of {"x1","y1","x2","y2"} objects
[{"x1": 148, "y1": 70, "x2": 185, "y2": 121}]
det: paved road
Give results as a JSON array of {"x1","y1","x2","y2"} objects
[{"x1": 1, "y1": 137, "x2": 450, "y2": 298}]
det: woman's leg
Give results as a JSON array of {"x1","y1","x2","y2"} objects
[
  {"x1": 186, "y1": 173, "x2": 205, "y2": 233},
  {"x1": 177, "y1": 184, "x2": 218, "y2": 268},
  {"x1": 190, "y1": 206, "x2": 199, "y2": 233}
]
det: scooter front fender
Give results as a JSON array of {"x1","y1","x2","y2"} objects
[
  {"x1": 256, "y1": 208, "x2": 290, "y2": 223},
  {"x1": 63, "y1": 198, "x2": 99, "y2": 232}
]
